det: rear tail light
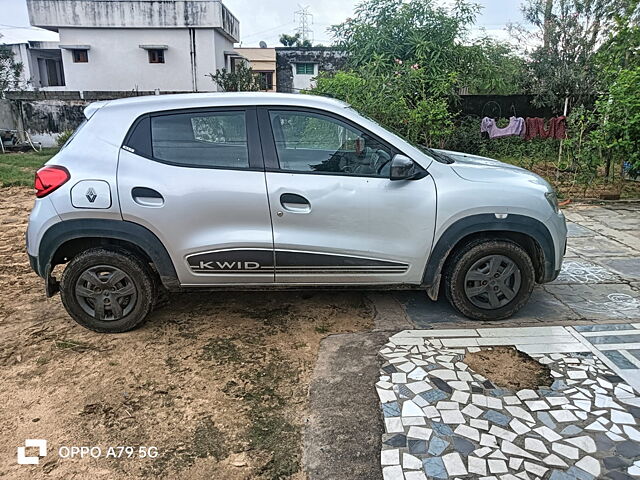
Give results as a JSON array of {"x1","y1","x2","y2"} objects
[{"x1": 34, "y1": 166, "x2": 70, "y2": 198}]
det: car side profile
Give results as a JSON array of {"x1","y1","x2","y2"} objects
[{"x1": 27, "y1": 93, "x2": 567, "y2": 332}]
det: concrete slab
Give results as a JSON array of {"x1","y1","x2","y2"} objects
[
  {"x1": 567, "y1": 235, "x2": 637, "y2": 257},
  {"x1": 394, "y1": 287, "x2": 579, "y2": 329},
  {"x1": 545, "y1": 283, "x2": 640, "y2": 320},
  {"x1": 596, "y1": 257, "x2": 640, "y2": 282},
  {"x1": 303, "y1": 331, "x2": 389, "y2": 480}
]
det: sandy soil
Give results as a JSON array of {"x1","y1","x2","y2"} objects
[
  {"x1": 464, "y1": 347, "x2": 552, "y2": 390},
  {"x1": 0, "y1": 187, "x2": 374, "y2": 480}
]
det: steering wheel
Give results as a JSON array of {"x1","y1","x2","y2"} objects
[{"x1": 375, "y1": 150, "x2": 392, "y2": 175}]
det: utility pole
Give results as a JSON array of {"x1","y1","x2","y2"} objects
[{"x1": 294, "y1": 5, "x2": 314, "y2": 44}]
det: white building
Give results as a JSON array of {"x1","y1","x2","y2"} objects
[
  {"x1": 26, "y1": 0, "x2": 240, "y2": 92},
  {"x1": 0, "y1": 28, "x2": 64, "y2": 89}
]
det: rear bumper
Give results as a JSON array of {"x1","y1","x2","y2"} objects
[{"x1": 28, "y1": 253, "x2": 41, "y2": 277}]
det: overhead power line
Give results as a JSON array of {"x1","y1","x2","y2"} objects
[{"x1": 294, "y1": 4, "x2": 313, "y2": 43}]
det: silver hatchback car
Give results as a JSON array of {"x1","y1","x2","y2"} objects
[{"x1": 27, "y1": 93, "x2": 566, "y2": 332}]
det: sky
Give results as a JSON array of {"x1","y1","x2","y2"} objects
[{"x1": 0, "y1": 0, "x2": 525, "y2": 46}]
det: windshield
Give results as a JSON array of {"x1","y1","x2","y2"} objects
[{"x1": 345, "y1": 107, "x2": 454, "y2": 164}]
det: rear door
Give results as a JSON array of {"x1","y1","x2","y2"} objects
[
  {"x1": 258, "y1": 107, "x2": 437, "y2": 285},
  {"x1": 117, "y1": 107, "x2": 275, "y2": 285}
]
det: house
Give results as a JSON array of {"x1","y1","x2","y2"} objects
[
  {"x1": 25, "y1": 0, "x2": 240, "y2": 92},
  {"x1": 234, "y1": 47, "x2": 276, "y2": 91},
  {"x1": 275, "y1": 47, "x2": 347, "y2": 93},
  {"x1": 0, "y1": 28, "x2": 63, "y2": 89}
]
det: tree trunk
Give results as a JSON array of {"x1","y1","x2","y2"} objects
[{"x1": 543, "y1": 0, "x2": 554, "y2": 49}]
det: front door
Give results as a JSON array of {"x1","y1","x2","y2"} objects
[
  {"x1": 258, "y1": 107, "x2": 437, "y2": 285},
  {"x1": 117, "y1": 107, "x2": 274, "y2": 285}
]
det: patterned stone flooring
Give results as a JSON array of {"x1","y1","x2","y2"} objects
[{"x1": 378, "y1": 326, "x2": 640, "y2": 480}]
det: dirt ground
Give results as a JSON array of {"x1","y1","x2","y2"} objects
[
  {"x1": 0, "y1": 187, "x2": 374, "y2": 480},
  {"x1": 464, "y1": 347, "x2": 552, "y2": 391}
]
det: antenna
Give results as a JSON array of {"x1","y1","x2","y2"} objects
[{"x1": 294, "y1": 4, "x2": 313, "y2": 44}]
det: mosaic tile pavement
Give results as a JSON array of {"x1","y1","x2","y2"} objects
[{"x1": 378, "y1": 327, "x2": 640, "y2": 480}]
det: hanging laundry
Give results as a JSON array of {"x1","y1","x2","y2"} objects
[
  {"x1": 524, "y1": 116, "x2": 567, "y2": 140},
  {"x1": 480, "y1": 116, "x2": 526, "y2": 139}
]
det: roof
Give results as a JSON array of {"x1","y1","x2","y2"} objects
[
  {"x1": 234, "y1": 47, "x2": 275, "y2": 62},
  {"x1": 0, "y1": 27, "x2": 59, "y2": 45},
  {"x1": 95, "y1": 92, "x2": 350, "y2": 116}
]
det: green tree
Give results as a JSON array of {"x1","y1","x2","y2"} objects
[
  {"x1": 208, "y1": 63, "x2": 260, "y2": 92},
  {"x1": 312, "y1": 0, "x2": 499, "y2": 147},
  {"x1": 462, "y1": 37, "x2": 526, "y2": 95},
  {"x1": 0, "y1": 45, "x2": 24, "y2": 96},
  {"x1": 517, "y1": 0, "x2": 630, "y2": 110},
  {"x1": 279, "y1": 33, "x2": 312, "y2": 47}
]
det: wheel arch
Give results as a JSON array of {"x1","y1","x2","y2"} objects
[
  {"x1": 422, "y1": 213, "x2": 556, "y2": 297},
  {"x1": 36, "y1": 219, "x2": 180, "y2": 294}
]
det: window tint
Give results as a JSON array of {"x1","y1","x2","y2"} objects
[
  {"x1": 269, "y1": 110, "x2": 394, "y2": 177},
  {"x1": 151, "y1": 111, "x2": 249, "y2": 168}
]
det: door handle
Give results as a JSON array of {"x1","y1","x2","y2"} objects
[
  {"x1": 132, "y1": 187, "x2": 164, "y2": 207},
  {"x1": 280, "y1": 193, "x2": 311, "y2": 213}
]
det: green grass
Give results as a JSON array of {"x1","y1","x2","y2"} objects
[{"x1": 0, "y1": 148, "x2": 58, "y2": 187}]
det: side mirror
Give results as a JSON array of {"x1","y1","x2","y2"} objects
[{"x1": 390, "y1": 154, "x2": 419, "y2": 180}]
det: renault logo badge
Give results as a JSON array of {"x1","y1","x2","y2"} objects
[{"x1": 85, "y1": 188, "x2": 97, "y2": 203}]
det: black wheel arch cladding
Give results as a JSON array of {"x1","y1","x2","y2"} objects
[
  {"x1": 422, "y1": 213, "x2": 556, "y2": 287},
  {"x1": 36, "y1": 219, "x2": 179, "y2": 290}
]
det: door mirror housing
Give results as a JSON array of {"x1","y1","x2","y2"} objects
[{"x1": 390, "y1": 154, "x2": 424, "y2": 181}]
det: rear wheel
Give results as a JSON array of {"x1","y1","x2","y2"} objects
[
  {"x1": 444, "y1": 239, "x2": 535, "y2": 320},
  {"x1": 60, "y1": 248, "x2": 155, "y2": 333}
]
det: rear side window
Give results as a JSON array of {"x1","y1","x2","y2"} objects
[{"x1": 148, "y1": 111, "x2": 249, "y2": 168}]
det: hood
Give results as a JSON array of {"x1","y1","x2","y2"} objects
[{"x1": 435, "y1": 149, "x2": 551, "y2": 189}]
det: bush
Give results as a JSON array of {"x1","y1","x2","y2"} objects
[
  {"x1": 56, "y1": 130, "x2": 74, "y2": 147},
  {"x1": 444, "y1": 115, "x2": 559, "y2": 166}
]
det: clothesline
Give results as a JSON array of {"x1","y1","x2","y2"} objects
[{"x1": 480, "y1": 116, "x2": 567, "y2": 140}]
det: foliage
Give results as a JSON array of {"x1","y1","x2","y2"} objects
[
  {"x1": 56, "y1": 130, "x2": 74, "y2": 147},
  {"x1": 444, "y1": 115, "x2": 560, "y2": 167},
  {"x1": 592, "y1": 67, "x2": 640, "y2": 177},
  {"x1": 595, "y1": 2, "x2": 640, "y2": 84},
  {"x1": 207, "y1": 63, "x2": 260, "y2": 92},
  {"x1": 312, "y1": 69, "x2": 454, "y2": 148},
  {"x1": 313, "y1": 0, "x2": 529, "y2": 147},
  {"x1": 279, "y1": 33, "x2": 312, "y2": 47},
  {"x1": 462, "y1": 38, "x2": 526, "y2": 95},
  {"x1": 0, "y1": 45, "x2": 24, "y2": 96},
  {"x1": 517, "y1": 0, "x2": 628, "y2": 110}
]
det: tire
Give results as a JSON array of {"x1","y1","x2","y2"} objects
[
  {"x1": 60, "y1": 248, "x2": 155, "y2": 333},
  {"x1": 444, "y1": 239, "x2": 535, "y2": 321}
]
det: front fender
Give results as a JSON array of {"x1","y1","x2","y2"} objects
[{"x1": 422, "y1": 213, "x2": 557, "y2": 288}]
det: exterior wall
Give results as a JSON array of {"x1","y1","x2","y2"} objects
[
  {"x1": 292, "y1": 63, "x2": 317, "y2": 92},
  {"x1": 27, "y1": 0, "x2": 239, "y2": 42},
  {"x1": 57, "y1": 27, "x2": 221, "y2": 92},
  {"x1": 276, "y1": 47, "x2": 348, "y2": 93}
]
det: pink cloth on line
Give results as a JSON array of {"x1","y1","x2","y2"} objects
[{"x1": 481, "y1": 116, "x2": 526, "y2": 139}]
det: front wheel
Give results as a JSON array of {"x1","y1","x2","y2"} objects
[
  {"x1": 444, "y1": 239, "x2": 535, "y2": 320},
  {"x1": 60, "y1": 248, "x2": 155, "y2": 333}
]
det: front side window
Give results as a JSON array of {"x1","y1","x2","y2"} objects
[
  {"x1": 151, "y1": 111, "x2": 249, "y2": 168},
  {"x1": 72, "y1": 49, "x2": 88, "y2": 63},
  {"x1": 148, "y1": 49, "x2": 165, "y2": 64},
  {"x1": 295, "y1": 63, "x2": 315, "y2": 75},
  {"x1": 269, "y1": 110, "x2": 394, "y2": 177}
]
